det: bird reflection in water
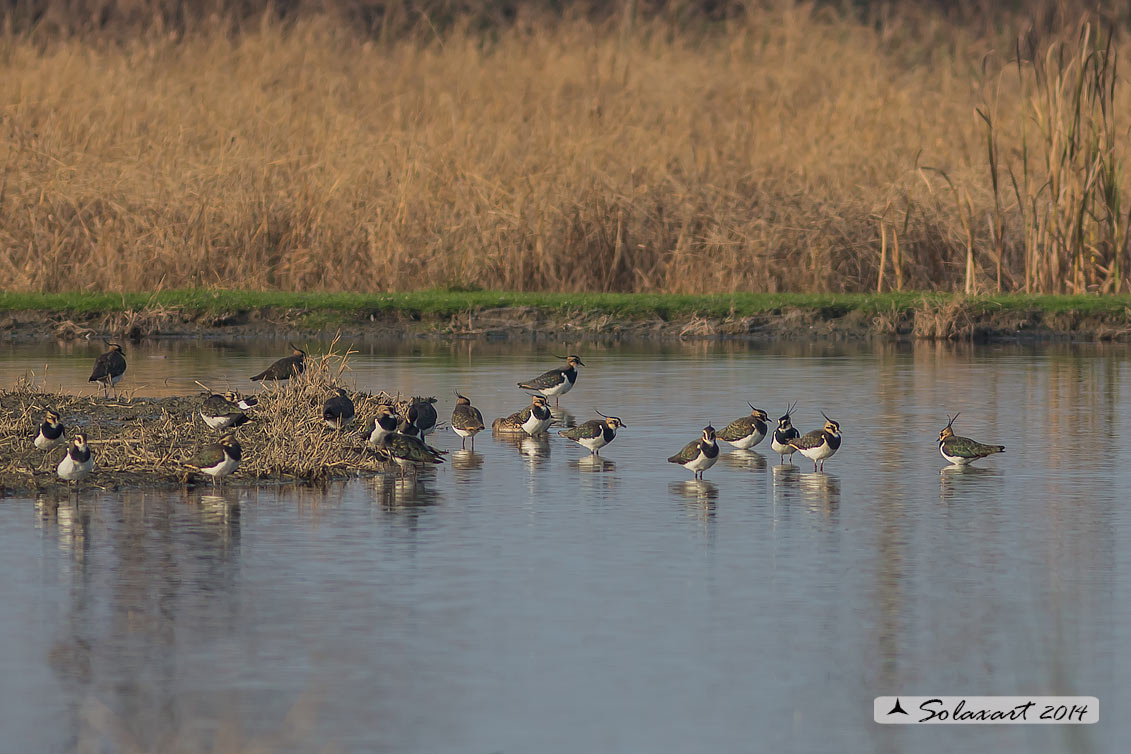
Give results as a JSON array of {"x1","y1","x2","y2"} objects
[
  {"x1": 670, "y1": 480, "x2": 719, "y2": 519},
  {"x1": 771, "y1": 464, "x2": 801, "y2": 506},
  {"x1": 570, "y1": 455, "x2": 616, "y2": 473},
  {"x1": 719, "y1": 449, "x2": 768, "y2": 472},
  {"x1": 372, "y1": 473, "x2": 442, "y2": 511},
  {"x1": 451, "y1": 449, "x2": 484, "y2": 471},
  {"x1": 494, "y1": 432, "x2": 551, "y2": 468},
  {"x1": 799, "y1": 472, "x2": 840, "y2": 519},
  {"x1": 939, "y1": 463, "x2": 1000, "y2": 505},
  {"x1": 549, "y1": 408, "x2": 575, "y2": 430}
]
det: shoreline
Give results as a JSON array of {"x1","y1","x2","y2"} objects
[{"x1": 2, "y1": 291, "x2": 1131, "y2": 343}]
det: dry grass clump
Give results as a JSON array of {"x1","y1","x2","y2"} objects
[
  {"x1": 0, "y1": 346, "x2": 412, "y2": 495},
  {"x1": 0, "y1": 5, "x2": 1128, "y2": 294}
]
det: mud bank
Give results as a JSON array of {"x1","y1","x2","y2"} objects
[
  {"x1": 0, "y1": 359, "x2": 415, "y2": 497},
  {"x1": 2, "y1": 296, "x2": 1131, "y2": 344}
]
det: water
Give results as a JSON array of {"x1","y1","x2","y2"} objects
[{"x1": 1, "y1": 339, "x2": 1129, "y2": 753}]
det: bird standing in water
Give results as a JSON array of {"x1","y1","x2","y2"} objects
[
  {"x1": 668, "y1": 425, "x2": 720, "y2": 479},
  {"x1": 89, "y1": 342, "x2": 127, "y2": 397},
  {"x1": 251, "y1": 344, "x2": 306, "y2": 382},
  {"x1": 451, "y1": 394, "x2": 485, "y2": 449},
  {"x1": 938, "y1": 413, "x2": 1005, "y2": 466}
]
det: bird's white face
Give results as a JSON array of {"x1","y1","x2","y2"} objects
[
  {"x1": 224, "y1": 391, "x2": 239, "y2": 403},
  {"x1": 567, "y1": 356, "x2": 583, "y2": 368},
  {"x1": 46, "y1": 411, "x2": 60, "y2": 426},
  {"x1": 702, "y1": 427, "x2": 716, "y2": 443},
  {"x1": 939, "y1": 426, "x2": 955, "y2": 441},
  {"x1": 824, "y1": 420, "x2": 841, "y2": 436},
  {"x1": 606, "y1": 418, "x2": 623, "y2": 430},
  {"x1": 73, "y1": 434, "x2": 87, "y2": 450}
]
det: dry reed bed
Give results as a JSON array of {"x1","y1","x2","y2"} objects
[
  {"x1": 0, "y1": 351, "x2": 415, "y2": 495},
  {"x1": 0, "y1": 7, "x2": 1129, "y2": 294}
]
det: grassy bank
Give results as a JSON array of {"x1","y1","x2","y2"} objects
[
  {"x1": 1, "y1": 6, "x2": 1130, "y2": 295},
  {"x1": 2, "y1": 289, "x2": 1131, "y2": 317},
  {"x1": 1, "y1": 289, "x2": 1129, "y2": 342}
]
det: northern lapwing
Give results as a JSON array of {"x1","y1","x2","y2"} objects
[
  {"x1": 323, "y1": 388, "x2": 356, "y2": 431},
  {"x1": 558, "y1": 411, "x2": 624, "y2": 455},
  {"x1": 788, "y1": 413, "x2": 842, "y2": 472},
  {"x1": 451, "y1": 394, "x2": 485, "y2": 449},
  {"x1": 717, "y1": 404, "x2": 770, "y2": 450},
  {"x1": 188, "y1": 436, "x2": 242, "y2": 486},
  {"x1": 365, "y1": 405, "x2": 400, "y2": 446},
  {"x1": 375, "y1": 433, "x2": 446, "y2": 477},
  {"x1": 517, "y1": 354, "x2": 584, "y2": 407},
  {"x1": 770, "y1": 402, "x2": 801, "y2": 464},
  {"x1": 938, "y1": 413, "x2": 1005, "y2": 466},
  {"x1": 492, "y1": 394, "x2": 553, "y2": 436},
  {"x1": 250, "y1": 344, "x2": 305, "y2": 382},
  {"x1": 57, "y1": 433, "x2": 94, "y2": 482},
  {"x1": 200, "y1": 391, "x2": 253, "y2": 430},
  {"x1": 89, "y1": 342, "x2": 126, "y2": 397},
  {"x1": 408, "y1": 397, "x2": 439, "y2": 437},
  {"x1": 668, "y1": 425, "x2": 720, "y2": 479},
  {"x1": 34, "y1": 410, "x2": 66, "y2": 450}
]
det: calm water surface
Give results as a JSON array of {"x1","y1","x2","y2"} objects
[{"x1": 1, "y1": 339, "x2": 1129, "y2": 753}]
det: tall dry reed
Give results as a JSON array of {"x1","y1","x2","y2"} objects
[{"x1": 0, "y1": 5, "x2": 1128, "y2": 294}]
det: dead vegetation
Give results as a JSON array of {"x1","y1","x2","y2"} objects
[
  {"x1": 1, "y1": 6, "x2": 1130, "y2": 295},
  {"x1": 0, "y1": 345, "x2": 420, "y2": 495}
]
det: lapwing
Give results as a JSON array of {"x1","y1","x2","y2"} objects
[
  {"x1": 938, "y1": 413, "x2": 1005, "y2": 466},
  {"x1": 770, "y1": 402, "x2": 801, "y2": 464},
  {"x1": 188, "y1": 436, "x2": 242, "y2": 486},
  {"x1": 718, "y1": 404, "x2": 770, "y2": 450},
  {"x1": 375, "y1": 433, "x2": 446, "y2": 477},
  {"x1": 492, "y1": 394, "x2": 553, "y2": 436},
  {"x1": 668, "y1": 425, "x2": 720, "y2": 479},
  {"x1": 57, "y1": 433, "x2": 94, "y2": 482},
  {"x1": 451, "y1": 393, "x2": 485, "y2": 449},
  {"x1": 89, "y1": 342, "x2": 126, "y2": 397},
  {"x1": 558, "y1": 411, "x2": 624, "y2": 455},
  {"x1": 788, "y1": 413, "x2": 842, "y2": 472},
  {"x1": 323, "y1": 388, "x2": 356, "y2": 431},
  {"x1": 34, "y1": 410, "x2": 66, "y2": 450},
  {"x1": 250, "y1": 344, "x2": 306, "y2": 382},
  {"x1": 517, "y1": 354, "x2": 584, "y2": 407},
  {"x1": 200, "y1": 391, "x2": 253, "y2": 430},
  {"x1": 365, "y1": 405, "x2": 401, "y2": 446},
  {"x1": 408, "y1": 397, "x2": 439, "y2": 437}
]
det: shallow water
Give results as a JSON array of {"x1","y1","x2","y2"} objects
[{"x1": 1, "y1": 339, "x2": 1129, "y2": 753}]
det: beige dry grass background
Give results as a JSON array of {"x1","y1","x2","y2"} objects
[{"x1": 0, "y1": 2, "x2": 1129, "y2": 294}]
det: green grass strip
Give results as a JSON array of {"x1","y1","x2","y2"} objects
[{"x1": 0, "y1": 289, "x2": 1129, "y2": 318}]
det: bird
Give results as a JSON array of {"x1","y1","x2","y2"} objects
[
  {"x1": 668, "y1": 425, "x2": 720, "y2": 480},
  {"x1": 938, "y1": 413, "x2": 1005, "y2": 466},
  {"x1": 323, "y1": 388, "x2": 356, "y2": 430},
  {"x1": 717, "y1": 404, "x2": 770, "y2": 450},
  {"x1": 375, "y1": 432, "x2": 446, "y2": 476},
  {"x1": 365, "y1": 405, "x2": 401, "y2": 446},
  {"x1": 450, "y1": 394, "x2": 485, "y2": 449},
  {"x1": 89, "y1": 342, "x2": 126, "y2": 397},
  {"x1": 558, "y1": 411, "x2": 624, "y2": 455},
  {"x1": 250, "y1": 344, "x2": 306, "y2": 382},
  {"x1": 187, "y1": 436, "x2": 242, "y2": 485},
  {"x1": 34, "y1": 410, "x2": 66, "y2": 450},
  {"x1": 407, "y1": 397, "x2": 439, "y2": 437},
  {"x1": 492, "y1": 394, "x2": 553, "y2": 436},
  {"x1": 770, "y1": 402, "x2": 801, "y2": 464},
  {"x1": 788, "y1": 413, "x2": 842, "y2": 472},
  {"x1": 517, "y1": 354, "x2": 584, "y2": 407},
  {"x1": 57, "y1": 433, "x2": 94, "y2": 482},
  {"x1": 200, "y1": 391, "x2": 253, "y2": 430}
]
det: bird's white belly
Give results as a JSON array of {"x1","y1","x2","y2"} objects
[
  {"x1": 35, "y1": 432, "x2": 61, "y2": 450},
  {"x1": 684, "y1": 450, "x2": 718, "y2": 473},
  {"x1": 522, "y1": 413, "x2": 550, "y2": 435},
  {"x1": 800, "y1": 442, "x2": 835, "y2": 462},
  {"x1": 201, "y1": 412, "x2": 232, "y2": 429},
  {"x1": 939, "y1": 445, "x2": 972, "y2": 465},
  {"x1": 202, "y1": 455, "x2": 239, "y2": 478},
  {"x1": 725, "y1": 430, "x2": 764, "y2": 449},
  {"x1": 771, "y1": 438, "x2": 796, "y2": 455},
  {"x1": 57, "y1": 454, "x2": 93, "y2": 481}
]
